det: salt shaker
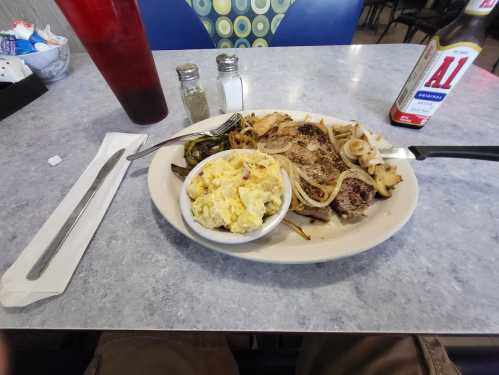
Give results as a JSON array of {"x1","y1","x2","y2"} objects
[
  {"x1": 176, "y1": 63, "x2": 210, "y2": 124},
  {"x1": 216, "y1": 54, "x2": 244, "y2": 113}
]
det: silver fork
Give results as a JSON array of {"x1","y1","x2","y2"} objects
[{"x1": 127, "y1": 113, "x2": 242, "y2": 161}]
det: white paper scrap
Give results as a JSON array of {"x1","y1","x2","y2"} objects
[{"x1": 48, "y1": 155, "x2": 62, "y2": 166}]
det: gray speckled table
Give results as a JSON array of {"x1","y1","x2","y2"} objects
[{"x1": 1, "y1": 45, "x2": 499, "y2": 333}]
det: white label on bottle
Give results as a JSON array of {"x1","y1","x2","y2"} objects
[
  {"x1": 391, "y1": 37, "x2": 480, "y2": 126},
  {"x1": 465, "y1": 0, "x2": 497, "y2": 15}
]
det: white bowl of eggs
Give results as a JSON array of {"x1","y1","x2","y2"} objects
[{"x1": 180, "y1": 149, "x2": 292, "y2": 244}]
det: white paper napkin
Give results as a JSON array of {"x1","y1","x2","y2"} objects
[
  {"x1": 0, "y1": 132, "x2": 147, "y2": 307},
  {"x1": 0, "y1": 56, "x2": 33, "y2": 83}
]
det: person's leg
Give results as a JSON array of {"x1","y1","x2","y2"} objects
[
  {"x1": 84, "y1": 332, "x2": 239, "y2": 375},
  {"x1": 296, "y1": 334, "x2": 460, "y2": 375}
]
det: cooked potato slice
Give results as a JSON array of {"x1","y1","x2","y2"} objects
[{"x1": 253, "y1": 113, "x2": 289, "y2": 136}]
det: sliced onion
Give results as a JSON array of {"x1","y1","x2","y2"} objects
[
  {"x1": 295, "y1": 166, "x2": 334, "y2": 193},
  {"x1": 326, "y1": 125, "x2": 340, "y2": 153},
  {"x1": 283, "y1": 219, "x2": 311, "y2": 240},
  {"x1": 340, "y1": 147, "x2": 363, "y2": 171},
  {"x1": 257, "y1": 142, "x2": 292, "y2": 154}
]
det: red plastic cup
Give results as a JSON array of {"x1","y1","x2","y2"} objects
[{"x1": 56, "y1": 0, "x2": 168, "y2": 125}]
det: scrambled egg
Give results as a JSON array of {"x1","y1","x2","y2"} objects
[{"x1": 188, "y1": 151, "x2": 283, "y2": 233}]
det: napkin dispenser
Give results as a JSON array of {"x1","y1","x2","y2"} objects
[{"x1": 0, "y1": 56, "x2": 47, "y2": 121}]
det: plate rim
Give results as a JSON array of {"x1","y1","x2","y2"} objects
[{"x1": 148, "y1": 109, "x2": 419, "y2": 264}]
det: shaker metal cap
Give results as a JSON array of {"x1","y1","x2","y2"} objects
[
  {"x1": 176, "y1": 63, "x2": 200, "y2": 81},
  {"x1": 216, "y1": 54, "x2": 239, "y2": 72}
]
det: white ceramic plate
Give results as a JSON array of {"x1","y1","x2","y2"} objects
[{"x1": 148, "y1": 110, "x2": 419, "y2": 264}]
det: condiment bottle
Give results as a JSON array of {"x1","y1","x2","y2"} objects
[
  {"x1": 389, "y1": 0, "x2": 497, "y2": 129},
  {"x1": 176, "y1": 63, "x2": 210, "y2": 124},
  {"x1": 216, "y1": 54, "x2": 244, "y2": 113}
]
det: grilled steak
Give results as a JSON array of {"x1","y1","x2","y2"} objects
[
  {"x1": 259, "y1": 122, "x2": 375, "y2": 221},
  {"x1": 294, "y1": 206, "x2": 333, "y2": 222},
  {"x1": 331, "y1": 178, "x2": 375, "y2": 219},
  {"x1": 261, "y1": 123, "x2": 348, "y2": 185}
]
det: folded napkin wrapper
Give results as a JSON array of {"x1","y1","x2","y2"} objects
[{"x1": 0, "y1": 132, "x2": 148, "y2": 307}]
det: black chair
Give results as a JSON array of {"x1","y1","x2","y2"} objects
[
  {"x1": 376, "y1": 0, "x2": 428, "y2": 42},
  {"x1": 409, "y1": 0, "x2": 467, "y2": 43},
  {"x1": 377, "y1": 0, "x2": 465, "y2": 43},
  {"x1": 384, "y1": 0, "x2": 428, "y2": 24},
  {"x1": 360, "y1": 0, "x2": 388, "y2": 31}
]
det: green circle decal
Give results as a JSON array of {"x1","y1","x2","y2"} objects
[
  {"x1": 216, "y1": 16, "x2": 233, "y2": 38},
  {"x1": 234, "y1": 0, "x2": 250, "y2": 14},
  {"x1": 271, "y1": 0, "x2": 290, "y2": 13},
  {"x1": 192, "y1": 0, "x2": 212, "y2": 17},
  {"x1": 217, "y1": 38, "x2": 234, "y2": 48},
  {"x1": 201, "y1": 17, "x2": 214, "y2": 36},
  {"x1": 234, "y1": 16, "x2": 251, "y2": 38},
  {"x1": 271, "y1": 13, "x2": 284, "y2": 34},
  {"x1": 213, "y1": 0, "x2": 231, "y2": 15},
  {"x1": 235, "y1": 38, "x2": 251, "y2": 48},
  {"x1": 251, "y1": 0, "x2": 270, "y2": 14},
  {"x1": 252, "y1": 15, "x2": 270, "y2": 37},
  {"x1": 252, "y1": 38, "x2": 268, "y2": 47}
]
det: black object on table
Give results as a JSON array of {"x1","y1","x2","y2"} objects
[{"x1": 0, "y1": 73, "x2": 47, "y2": 121}]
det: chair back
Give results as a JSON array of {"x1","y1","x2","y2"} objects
[
  {"x1": 138, "y1": 0, "x2": 213, "y2": 50},
  {"x1": 272, "y1": 0, "x2": 362, "y2": 46},
  {"x1": 139, "y1": 0, "x2": 362, "y2": 49}
]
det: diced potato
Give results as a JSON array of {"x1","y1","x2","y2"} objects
[
  {"x1": 253, "y1": 113, "x2": 288, "y2": 136},
  {"x1": 373, "y1": 164, "x2": 402, "y2": 197},
  {"x1": 383, "y1": 169, "x2": 402, "y2": 187}
]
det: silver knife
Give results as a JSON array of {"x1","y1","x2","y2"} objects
[
  {"x1": 26, "y1": 148, "x2": 125, "y2": 281},
  {"x1": 380, "y1": 146, "x2": 499, "y2": 162}
]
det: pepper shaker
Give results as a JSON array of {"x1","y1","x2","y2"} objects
[
  {"x1": 176, "y1": 63, "x2": 210, "y2": 124},
  {"x1": 216, "y1": 54, "x2": 244, "y2": 113}
]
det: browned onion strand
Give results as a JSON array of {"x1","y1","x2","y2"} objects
[{"x1": 282, "y1": 218, "x2": 311, "y2": 240}]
